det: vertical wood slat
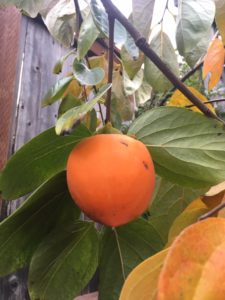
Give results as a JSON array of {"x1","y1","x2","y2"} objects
[
  {"x1": 0, "y1": 7, "x2": 21, "y2": 171},
  {"x1": 0, "y1": 15, "x2": 74, "y2": 299}
]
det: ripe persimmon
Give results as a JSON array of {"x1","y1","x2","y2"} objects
[{"x1": 66, "y1": 134, "x2": 155, "y2": 227}]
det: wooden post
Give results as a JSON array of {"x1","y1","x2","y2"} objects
[{"x1": 0, "y1": 7, "x2": 21, "y2": 179}]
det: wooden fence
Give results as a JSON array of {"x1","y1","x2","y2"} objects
[{"x1": 0, "y1": 8, "x2": 84, "y2": 299}]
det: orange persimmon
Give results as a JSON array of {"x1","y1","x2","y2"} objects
[{"x1": 66, "y1": 134, "x2": 155, "y2": 227}]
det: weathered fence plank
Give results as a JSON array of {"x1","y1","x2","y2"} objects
[{"x1": 0, "y1": 14, "x2": 74, "y2": 299}]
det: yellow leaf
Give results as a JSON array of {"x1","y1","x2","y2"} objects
[
  {"x1": 157, "y1": 218, "x2": 225, "y2": 300},
  {"x1": 166, "y1": 198, "x2": 209, "y2": 247},
  {"x1": 119, "y1": 249, "x2": 168, "y2": 300},
  {"x1": 202, "y1": 38, "x2": 225, "y2": 91},
  {"x1": 167, "y1": 87, "x2": 215, "y2": 113}
]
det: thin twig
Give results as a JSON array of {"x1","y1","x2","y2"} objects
[
  {"x1": 100, "y1": 0, "x2": 224, "y2": 124},
  {"x1": 186, "y1": 98, "x2": 225, "y2": 108},
  {"x1": 105, "y1": 15, "x2": 115, "y2": 123},
  {"x1": 199, "y1": 202, "x2": 225, "y2": 221},
  {"x1": 113, "y1": 228, "x2": 126, "y2": 281}
]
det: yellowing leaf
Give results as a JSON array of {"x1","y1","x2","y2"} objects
[
  {"x1": 215, "y1": 0, "x2": 225, "y2": 44},
  {"x1": 166, "y1": 198, "x2": 209, "y2": 247},
  {"x1": 63, "y1": 79, "x2": 82, "y2": 98},
  {"x1": 202, "y1": 38, "x2": 225, "y2": 91},
  {"x1": 202, "y1": 191, "x2": 225, "y2": 211},
  {"x1": 168, "y1": 87, "x2": 215, "y2": 113},
  {"x1": 119, "y1": 249, "x2": 168, "y2": 300},
  {"x1": 157, "y1": 218, "x2": 225, "y2": 300}
]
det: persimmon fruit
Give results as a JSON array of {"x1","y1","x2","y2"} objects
[{"x1": 66, "y1": 134, "x2": 155, "y2": 227}]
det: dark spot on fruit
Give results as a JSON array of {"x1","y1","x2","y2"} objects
[
  {"x1": 143, "y1": 161, "x2": 149, "y2": 170},
  {"x1": 217, "y1": 133, "x2": 223, "y2": 136},
  {"x1": 120, "y1": 141, "x2": 128, "y2": 147}
]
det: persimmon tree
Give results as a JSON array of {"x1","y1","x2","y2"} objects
[{"x1": 0, "y1": 0, "x2": 225, "y2": 299}]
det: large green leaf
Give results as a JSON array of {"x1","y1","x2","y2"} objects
[
  {"x1": 73, "y1": 59, "x2": 105, "y2": 86},
  {"x1": 144, "y1": 30, "x2": 179, "y2": 93},
  {"x1": 0, "y1": 172, "x2": 79, "y2": 276},
  {"x1": 0, "y1": 0, "x2": 52, "y2": 17},
  {"x1": 128, "y1": 107, "x2": 225, "y2": 188},
  {"x1": 148, "y1": 176, "x2": 207, "y2": 242},
  {"x1": 0, "y1": 124, "x2": 91, "y2": 200},
  {"x1": 132, "y1": 0, "x2": 155, "y2": 39},
  {"x1": 42, "y1": 76, "x2": 73, "y2": 107},
  {"x1": 215, "y1": 0, "x2": 225, "y2": 44},
  {"x1": 90, "y1": 0, "x2": 127, "y2": 45},
  {"x1": 176, "y1": 0, "x2": 215, "y2": 67},
  {"x1": 99, "y1": 219, "x2": 164, "y2": 300},
  {"x1": 42, "y1": 0, "x2": 76, "y2": 48},
  {"x1": 56, "y1": 83, "x2": 111, "y2": 135},
  {"x1": 29, "y1": 221, "x2": 99, "y2": 300},
  {"x1": 77, "y1": 13, "x2": 100, "y2": 60}
]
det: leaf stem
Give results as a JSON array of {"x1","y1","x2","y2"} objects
[
  {"x1": 105, "y1": 15, "x2": 115, "y2": 123},
  {"x1": 199, "y1": 202, "x2": 225, "y2": 221},
  {"x1": 113, "y1": 228, "x2": 126, "y2": 281},
  {"x1": 100, "y1": 0, "x2": 224, "y2": 124}
]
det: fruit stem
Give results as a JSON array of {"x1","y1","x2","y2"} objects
[{"x1": 105, "y1": 15, "x2": 115, "y2": 123}]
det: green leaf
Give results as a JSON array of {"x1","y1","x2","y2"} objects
[
  {"x1": 42, "y1": 76, "x2": 73, "y2": 107},
  {"x1": 144, "y1": 30, "x2": 179, "y2": 93},
  {"x1": 0, "y1": 0, "x2": 52, "y2": 18},
  {"x1": 123, "y1": 68, "x2": 143, "y2": 96},
  {"x1": 120, "y1": 46, "x2": 144, "y2": 80},
  {"x1": 111, "y1": 71, "x2": 135, "y2": 127},
  {"x1": 58, "y1": 95, "x2": 83, "y2": 117},
  {"x1": 176, "y1": 0, "x2": 215, "y2": 67},
  {"x1": 29, "y1": 221, "x2": 99, "y2": 300},
  {"x1": 90, "y1": 0, "x2": 127, "y2": 45},
  {"x1": 99, "y1": 219, "x2": 164, "y2": 300},
  {"x1": 128, "y1": 106, "x2": 225, "y2": 188},
  {"x1": 56, "y1": 83, "x2": 111, "y2": 135},
  {"x1": 73, "y1": 59, "x2": 105, "y2": 86},
  {"x1": 53, "y1": 50, "x2": 76, "y2": 74},
  {"x1": 0, "y1": 124, "x2": 91, "y2": 200},
  {"x1": 42, "y1": 0, "x2": 76, "y2": 48},
  {"x1": 135, "y1": 80, "x2": 152, "y2": 105},
  {"x1": 148, "y1": 176, "x2": 207, "y2": 243},
  {"x1": 77, "y1": 13, "x2": 100, "y2": 60},
  {"x1": 123, "y1": 26, "x2": 139, "y2": 60},
  {"x1": 215, "y1": 0, "x2": 225, "y2": 44},
  {"x1": 0, "y1": 172, "x2": 80, "y2": 276},
  {"x1": 132, "y1": 0, "x2": 155, "y2": 39}
]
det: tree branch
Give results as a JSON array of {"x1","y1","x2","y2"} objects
[
  {"x1": 160, "y1": 61, "x2": 203, "y2": 105},
  {"x1": 105, "y1": 15, "x2": 115, "y2": 123},
  {"x1": 186, "y1": 98, "x2": 225, "y2": 108},
  {"x1": 199, "y1": 202, "x2": 225, "y2": 221},
  {"x1": 100, "y1": 0, "x2": 224, "y2": 123}
]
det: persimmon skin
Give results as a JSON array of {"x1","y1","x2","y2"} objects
[{"x1": 66, "y1": 134, "x2": 155, "y2": 227}]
